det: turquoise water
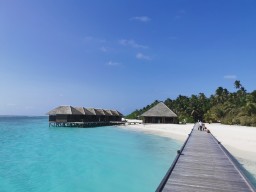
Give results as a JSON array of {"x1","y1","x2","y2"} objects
[{"x1": 0, "y1": 116, "x2": 182, "y2": 192}]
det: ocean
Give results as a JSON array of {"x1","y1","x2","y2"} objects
[{"x1": 0, "y1": 116, "x2": 181, "y2": 192}]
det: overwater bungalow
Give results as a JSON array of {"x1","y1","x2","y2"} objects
[
  {"x1": 47, "y1": 106, "x2": 123, "y2": 127},
  {"x1": 140, "y1": 102, "x2": 178, "y2": 124}
]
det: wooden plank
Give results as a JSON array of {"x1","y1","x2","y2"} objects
[{"x1": 159, "y1": 123, "x2": 255, "y2": 192}]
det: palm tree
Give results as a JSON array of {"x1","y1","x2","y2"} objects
[
  {"x1": 215, "y1": 87, "x2": 228, "y2": 103},
  {"x1": 234, "y1": 80, "x2": 241, "y2": 90},
  {"x1": 216, "y1": 87, "x2": 224, "y2": 96}
]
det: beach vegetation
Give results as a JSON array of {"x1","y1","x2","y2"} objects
[{"x1": 126, "y1": 80, "x2": 256, "y2": 126}]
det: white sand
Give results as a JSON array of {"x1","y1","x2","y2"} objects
[
  {"x1": 119, "y1": 123, "x2": 193, "y2": 141},
  {"x1": 119, "y1": 123, "x2": 256, "y2": 180}
]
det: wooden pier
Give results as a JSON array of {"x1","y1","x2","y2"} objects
[
  {"x1": 49, "y1": 121, "x2": 125, "y2": 128},
  {"x1": 156, "y1": 123, "x2": 256, "y2": 192}
]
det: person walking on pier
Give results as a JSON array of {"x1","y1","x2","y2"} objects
[
  {"x1": 198, "y1": 121, "x2": 203, "y2": 131},
  {"x1": 202, "y1": 123, "x2": 206, "y2": 131}
]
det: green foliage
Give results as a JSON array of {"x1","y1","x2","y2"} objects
[{"x1": 126, "y1": 80, "x2": 256, "y2": 127}]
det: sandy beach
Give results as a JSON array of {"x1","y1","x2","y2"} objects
[
  {"x1": 120, "y1": 123, "x2": 256, "y2": 180},
  {"x1": 120, "y1": 123, "x2": 194, "y2": 141}
]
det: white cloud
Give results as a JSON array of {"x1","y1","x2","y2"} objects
[
  {"x1": 224, "y1": 75, "x2": 237, "y2": 79},
  {"x1": 131, "y1": 16, "x2": 151, "y2": 22},
  {"x1": 106, "y1": 61, "x2": 121, "y2": 66},
  {"x1": 119, "y1": 39, "x2": 147, "y2": 49},
  {"x1": 136, "y1": 53, "x2": 151, "y2": 60}
]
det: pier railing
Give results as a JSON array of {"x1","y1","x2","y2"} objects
[{"x1": 210, "y1": 132, "x2": 256, "y2": 192}]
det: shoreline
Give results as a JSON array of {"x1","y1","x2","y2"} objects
[
  {"x1": 119, "y1": 123, "x2": 193, "y2": 142},
  {"x1": 118, "y1": 123, "x2": 256, "y2": 182}
]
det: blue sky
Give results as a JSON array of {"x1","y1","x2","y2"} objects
[{"x1": 0, "y1": 0, "x2": 256, "y2": 115}]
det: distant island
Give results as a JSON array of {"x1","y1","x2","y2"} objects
[{"x1": 127, "y1": 80, "x2": 256, "y2": 127}]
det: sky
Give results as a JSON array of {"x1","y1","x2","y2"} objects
[{"x1": 0, "y1": 0, "x2": 256, "y2": 115}]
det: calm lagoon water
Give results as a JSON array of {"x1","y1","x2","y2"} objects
[{"x1": 0, "y1": 116, "x2": 182, "y2": 192}]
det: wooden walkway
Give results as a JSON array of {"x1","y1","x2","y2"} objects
[{"x1": 157, "y1": 123, "x2": 256, "y2": 192}]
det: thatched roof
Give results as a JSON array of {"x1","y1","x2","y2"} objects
[
  {"x1": 73, "y1": 107, "x2": 85, "y2": 114},
  {"x1": 105, "y1": 110, "x2": 114, "y2": 116},
  {"x1": 73, "y1": 107, "x2": 95, "y2": 115},
  {"x1": 47, "y1": 106, "x2": 123, "y2": 116},
  {"x1": 47, "y1": 106, "x2": 83, "y2": 115},
  {"x1": 140, "y1": 102, "x2": 177, "y2": 117},
  {"x1": 115, "y1": 110, "x2": 123, "y2": 116},
  {"x1": 103, "y1": 109, "x2": 113, "y2": 116},
  {"x1": 87, "y1": 108, "x2": 97, "y2": 115},
  {"x1": 110, "y1": 110, "x2": 123, "y2": 116},
  {"x1": 94, "y1": 109, "x2": 105, "y2": 116},
  {"x1": 83, "y1": 108, "x2": 95, "y2": 115}
]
